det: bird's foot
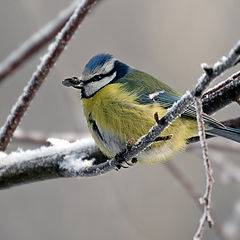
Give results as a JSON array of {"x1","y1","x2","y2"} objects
[
  {"x1": 114, "y1": 141, "x2": 138, "y2": 170},
  {"x1": 115, "y1": 150, "x2": 129, "y2": 170}
]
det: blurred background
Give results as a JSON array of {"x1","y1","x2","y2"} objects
[{"x1": 0, "y1": 0, "x2": 240, "y2": 239}]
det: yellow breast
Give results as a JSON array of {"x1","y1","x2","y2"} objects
[{"x1": 82, "y1": 83, "x2": 198, "y2": 163}]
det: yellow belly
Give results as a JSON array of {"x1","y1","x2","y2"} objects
[{"x1": 82, "y1": 84, "x2": 198, "y2": 163}]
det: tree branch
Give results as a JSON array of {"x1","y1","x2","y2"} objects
[
  {"x1": 165, "y1": 161, "x2": 227, "y2": 240},
  {"x1": 0, "y1": 0, "x2": 77, "y2": 84},
  {"x1": 202, "y1": 71, "x2": 240, "y2": 115},
  {"x1": 221, "y1": 117, "x2": 240, "y2": 129},
  {"x1": 0, "y1": 3, "x2": 239, "y2": 240},
  {"x1": 111, "y1": 40, "x2": 240, "y2": 167},
  {"x1": 0, "y1": 41, "x2": 240, "y2": 189},
  {"x1": 0, "y1": 138, "x2": 108, "y2": 189},
  {"x1": 193, "y1": 97, "x2": 214, "y2": 240},
  {"x1": 0, "y1": 0, "x2": 103, "y2": 151},
  {"x1": 187, "y1": 75, "x2": 240, "y2": 144}
]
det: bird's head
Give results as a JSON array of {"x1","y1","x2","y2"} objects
[{"x1": 62, "y1": 53, "x2": 130, "y2": 98}]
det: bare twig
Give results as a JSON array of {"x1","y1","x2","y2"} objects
[
  {"x1": 112, "y1": 41, "x2": 240, "y2": 167},
  {"x1": 0, "y1": 41, "x2": 240, "y2": 189},
  {"x1": 193, "y1": 97, "x2": 214, "y2": 240},
  {"x1": 11, "y1": 117, "x2": 240, "y2": 150},
  {"x1": 0, "y1": 0, "x2": 102, "y2": 151},
  {"x1": 165, "y1": 161, "x2": 227, "y2": 240},
  {"x1": 0, "y1": 1, "x2": 77, "y2": 84}
]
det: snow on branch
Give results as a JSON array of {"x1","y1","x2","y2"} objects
[
  {"x1": 1, "y1": 40, "x2": 239, "y2": 240},
  {"x1": 0, "y1": 138, "x2": 108, "y2": 189},
  {"x1": 0, "y1": 44, "x2": 240, "y2": 190},
  {"x1": 113, "y1": 40, "x2": 240, "y2": 167},
  {"x1": 0, "y1": 8, "x2": 239, "y2": 238},
  {"x1": 0, "y1": 0, "x2": 77, "y2": 84},
  {"x1": 0, "y1": 0, "x2": 103, "y2": 152}
]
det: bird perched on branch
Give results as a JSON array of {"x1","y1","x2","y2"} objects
[{"x1": 63, "y1": 53, "x2": 240, "y2": 164}]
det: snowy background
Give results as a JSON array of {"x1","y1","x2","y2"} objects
[{"x1": 0, "y1": 0, "x2": 240, "y2": 239}]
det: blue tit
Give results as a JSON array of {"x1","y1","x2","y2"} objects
[{"x1": 63, "y1": 53, "x2": 240, "y2": 163}]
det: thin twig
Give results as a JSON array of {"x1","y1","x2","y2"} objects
[
  {"x1": 0, "y1": 42, "x2": 240, "y2": 188},
  {"x1": 194, "y1": 44, "x2": 240, "y2": 96},
  {"x1": 0, "y1": 0, "x2": 102, "y2": 151},
  {"x1": 193, "y1": 97, "x2": 214, "y2": 240},
  {"x1": 111, "y1": 41, "x2": 240, "y2": 167},
  {"x1": 0, "y1": 1, "x2": 77, "y2": 84},
  {"x1": 165, "y1": 161, "x2": 227, "y2": 240},
  {"x1": 12, "y1": 119, "x2": 240, "y2": 151},
  {"x1": 202, "y1": 79, "x2": 233, "y2": 99}
]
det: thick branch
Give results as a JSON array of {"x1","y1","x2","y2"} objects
[
  {"x1": 221, "y1": 117, "x2": 240, "y2": 129},
  {"x1": 0, "y1": 0, "x2": 102, "y2": 151},
  {"x1": 0, "y1": 138, "x2": 108, "y2": 189},
  {"x1": 0, "y1": 41, "x2": 240, "y2": 189},
  {"x1": 202, "y1": 71, "x2": 240, "y2": 115},
  {"x1": 111, "y1": 41, "x2": 240, "y2": 166},
  {"x1": 187, "y1": 75, "x2": 240, "y2": 144},
  {"x1": 0, "y1": 1, "x2": 77, "y2": 84},
  {"x1": 0, "y1": 112, "x2": 238, "y2": 189}
]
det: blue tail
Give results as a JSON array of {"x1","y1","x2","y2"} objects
[{"x1": 207, "y1": 126, "x2": 240, "y2": 143}]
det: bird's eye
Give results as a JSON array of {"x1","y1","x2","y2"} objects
[{"x1": 93, "y1": 75, "x2": 102, "y2": 81}]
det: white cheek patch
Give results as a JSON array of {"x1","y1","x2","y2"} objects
[{"x1": 84, "y1": 71, "x2": 117, "y2": 97}]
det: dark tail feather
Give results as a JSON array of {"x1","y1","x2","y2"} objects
[{"x1": 207, "y1": 126, "x2": 240, "y2": 143}]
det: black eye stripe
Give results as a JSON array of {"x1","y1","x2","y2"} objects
[{"x1": 83, "y1": 67, "x2": 116, "y2": 85}]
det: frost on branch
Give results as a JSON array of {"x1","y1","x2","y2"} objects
[
  {"x1": 0, "y1": 138, "x2": 110, "y2": 189},
  {"x1": 0, "y1": 0, "x2": 102, "y2": 152},
  {"x1": 0, "y1": 0, "x2": 78, "y2": 84}
]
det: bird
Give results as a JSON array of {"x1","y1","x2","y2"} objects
[{"x1": 62, "y1": 53, "x2": 240, "y2": 165}]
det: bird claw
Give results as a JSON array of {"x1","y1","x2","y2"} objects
[
  {"x1": 115, "y1": 163, "x2": 128, "y2": 171},
  {"x1": 114, "y1": 151, "x2": 138, "y2": 171},
  {"x1": 126, "y1": 161, "x2": 133, "y2": 166},
  {"x1": 131, "y1": 157, "x2": 138, "y2": 164}
]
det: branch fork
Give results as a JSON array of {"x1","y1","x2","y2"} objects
[{"x1": 0, "y1": 5, "x2": 240, "y2": 239}]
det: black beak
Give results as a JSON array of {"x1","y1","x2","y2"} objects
[{"x1": 62, "y1": 77, "x2": 83, "y2": 89}]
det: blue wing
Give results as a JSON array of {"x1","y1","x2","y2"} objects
[
  {"x1": 138, "y1": 90, "x2": 225, "y2": 129},
  {"x1": 117, "y1": 68, "x2": 223, "y2": 127},
  {"x1": 116, "y1": 69, "x2": 240, "y2": 142}
]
